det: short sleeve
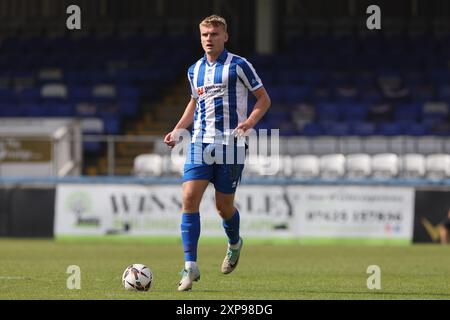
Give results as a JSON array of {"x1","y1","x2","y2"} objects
[
  {"x1": 236, "y1": 58, "x2": 263, "y2": 91},
  {"x1": 188, "y1": 67, "x2": 198, "y2": 99}
]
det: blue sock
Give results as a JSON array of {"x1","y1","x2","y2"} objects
[
  {"x1": 223, "y1": 209, "x2": 240, "y2": 245},
  {"x1": 181, "y1": 212, "x2": 201, "y2": 262}
]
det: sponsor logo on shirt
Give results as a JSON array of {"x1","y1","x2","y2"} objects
[{"x1": 197, "y1": 84, "x2": 226, "y2": 98}]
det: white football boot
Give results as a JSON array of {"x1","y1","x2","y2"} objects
[
  {"x1": 221, "y1": 237, "x2": 243, "y2": 274},
  {"x1": 177, "y1": 266, "x2": 201, "y2": 291}
]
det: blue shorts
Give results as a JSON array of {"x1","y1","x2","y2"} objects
[{"x1": 183, "y1": 142, "x2": 246, "y2": 194}]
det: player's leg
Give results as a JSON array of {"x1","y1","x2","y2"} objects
[
  {"x1": 181, "y1": 179, "x2": 209, "y2": 263},
  {"x1": 215, "y1": 190, "x2": 243, "y2": 274},
  {"x1": 213, "y1": 141, "x2": 245, "y2": 272},
  {"x1": 439, "y1": 224, "x2": 450, "y2": 244},
  {"x1": 178, "y1": 179, "x2": 209, "y2": 291},
  {"x1": 439, "y1": 217, "x2": 450, "y2": 244},
  {"x1": 178, "y1": 141, "x2": 213, "y2": 291},
  {"x1": 216, "y1": 190, "x2": 240, "y2": 241},
  {"x1": 213, "y1": 142, "x2": 246, "y2": 274}
]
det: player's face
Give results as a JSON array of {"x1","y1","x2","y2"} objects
[{"x1": 200, "y1": 24, "x2": 228, "y2": 57}]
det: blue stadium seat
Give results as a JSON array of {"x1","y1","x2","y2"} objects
[
  {"x1": 45, "y1": 102, "x2": 75, "y2": 117},
  {"x1": 302, "y1": 122, "x2": 322, "y2": 136},
  {"x1": 394, "y1": 103, "x2": 421, "y2": 122},
  {"x1": 18, "y1": 88, "x2": 41, "y2": 103},
  {"x1": 284, "y1": 85, "x2": 310, "y2": 104},
  {"x1": 377, "y1": 122, "x2": 404, "y2": 136},
  {"x1": 316, "y1": 103, "x2": 339, "y2": 121},
  {"x1": 437, "y1": 84, "x2": 450, "y2": 100},
  {"x1": 22, "y1": 103, "x2": 47, "y2": 117},
  {"x1": 101, "y1": 115, "x2": 121, "y2": 134},
  {"x1": 341, "y1": 103, "x2": 368, "y2": 121},
  {"x1": 117, "y1": 86, "x2": 140, "y2": 105},
  {"x1": 321, "y1": 122, "x2": 350, "y2": 136},
  {"x1": 118, "y1": 101, "x2": 139, "y2": 117},
  {"x1": 350, "y1": 122, "x2": 376, "y2": 136},
  {"x1": 276, "y1": 69, "x2": 301, "y2": 85},
  {"x1": 0, "y1": 103, "x2": 24, "y2": 117},
  {"x1": 266, "y1": 86, "x2": 284, "y2": 105},
  {"x1": 334, "y1": 84, "x2": 359, "y2": 102},
  {"x1": 69, "y1": 86, "x2": 92, "y2": 102},
  {"x1": 0, "y1": 88, "x2": 15, "y2": 103},
  {"x1": 403, "y1": 122, "x2": 429, "y2": 136}
]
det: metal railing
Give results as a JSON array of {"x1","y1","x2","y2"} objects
[
  {"x1": 2, "y1": 133, "x2": 450, "y2": 177},
  {"x1": 82, "y1": 134, "x2": 164, "y2": 176}
]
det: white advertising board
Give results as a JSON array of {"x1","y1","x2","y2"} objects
[{"x1": 54, "y1": 184, "x2": 293, "y2": 237}]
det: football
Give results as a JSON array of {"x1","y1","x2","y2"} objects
[{"x1": 122, "y1": 264, "x2": 153, "y2": 291}]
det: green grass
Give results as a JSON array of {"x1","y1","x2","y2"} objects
[{"x1": 1, "y1": 237, "x2": 450, "y2": 300}]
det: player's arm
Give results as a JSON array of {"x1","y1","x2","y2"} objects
[
  {"x1": 234, "y1": 87, "x2": 271, "y2": 135},
  {"x1": 164, "y1": 97, "x2": 196, "y2": 148}
]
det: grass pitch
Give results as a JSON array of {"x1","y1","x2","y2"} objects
[{"x1": 0, "y1": 237, "x2": 450, "y2": 300}]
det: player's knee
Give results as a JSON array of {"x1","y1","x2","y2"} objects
[
  {"x1": 182, "y1": 191, "x2": 201, "y2": 212},
  {"x1": 215, "y1": 202, "x2": 234, "y2": 219}
]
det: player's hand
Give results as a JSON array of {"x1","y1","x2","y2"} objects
[
  {"x1": 164, "y1": 131, "x2": 177, "y2": 148},
  {"x1": 232, "y1": 119, "x2": 255, "y2": 138}
]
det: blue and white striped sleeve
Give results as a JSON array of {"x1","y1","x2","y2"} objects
[
  {"x1": 187, "y1": 66, "x2": 198, "y2": 99},
  {"x1": 236, "y1": 58, "x2": 263, "y2": 91}
]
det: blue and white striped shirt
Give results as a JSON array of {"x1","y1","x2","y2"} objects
[{"x1": 187, "y1": 49, "x2": 263, "y2": 145}]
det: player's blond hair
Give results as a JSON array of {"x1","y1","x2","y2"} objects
[{"x1": 199, "y1": 15, "x2": 227, "y2": 32}]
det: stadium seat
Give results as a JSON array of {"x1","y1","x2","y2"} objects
[
  {"x1": 378, "y1": 122, "x2": 404, "y2": 136},
  {"x1": 316, "y1": 103, "x2": 339, "y2": 122},
  {"x1": 320, "y1": 122, "x2": 349, "y2": 136},
  {"x1": 244, "y1": 155, "x2": 281, "y2": 176},
  {"x1": 101, "y1": 115, "x2": 121, "y2": 134},
  {"x1": 260, "y1": 155, "x2": 282, "y2": 176},
  {"x1": 133, "y1": 154, "x2": 163, "y2": 177},
  {"x1": 311, "y1": 137, "x2": 339, "y2": 155},
  {"x1": 350, "y1": 122, "x2": 376, "y2": 136},
  {"x1": 403, "y1": 122, "x2": 429, "y2": 136},
  {"x1": 164, "y1": 154, "x2": 185, "y2": 177},
  {"x1": 18, "y1": 88, "x2": 40, "y2": 103},
  {"x1": 363, "y1": 137, "x2": 390, "y2": 154},
  {"x1": 291, "y1": 155, "x2": 320, "y2": 178},
  {"x1": 341, "y1": 103, "x2": 368, "y2": 121},
  {"x1": 92, "y1": 84, "x2": 116, "y2": 99},
  {"x1": 425, "y1": 154, "x2": 450, "y2": 179},
  {"x1": 280, "y1": 155, "x2": 293, "y2": 177},
  {"x1": 371, "y1": 153, "x2": 400, "y2": 178},
  {"x1": 346, "y1": 153, "x2": 372, "y2": 178},
  {"x1": 389, "y1": 136, "x2": 406, "y2": 154},
  {"x1": 416, "y1": 136, "x2": 444, "y2": 154},
  {"x1": 38, "y1": 68, "x2": 63, "y2": 83},
  {"x1": 302, "y1": 122, "x2": 322, "y2": 136},
  {"x1": 41, "y1": 83, "x2": 67, "y2": 99},
  {"x1": 285, "y1": 137, "x2": 311, "y2": 155},
  {"x1": 401, "y1": 153, "x2": 426, "y2": 178},
  {"x1": 421, "y1": 101, "x2": 449, "y2": 122},
  {"x1": 0, "y1": 88, "x2": 15, "y2": 103},
  {"x1": 70, "y1": 86, "x2": 92, "y2": 102},
  {"x1": 319, "y1": 154, "x2": 346, "y2": 178},
  {"x1": 243, "y1": 156, "x2": 262, "y2": 177},
  {"x1": 340, "y1": 137, "x2": 363, "y2": 154}
]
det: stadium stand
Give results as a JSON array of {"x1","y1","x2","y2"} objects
[
  {"x1": 1, "y1": 7, "x2": 449, "y2": 178},
  {"x1": 0, "y1": 33, "x2": 197, "y2": 175}
]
